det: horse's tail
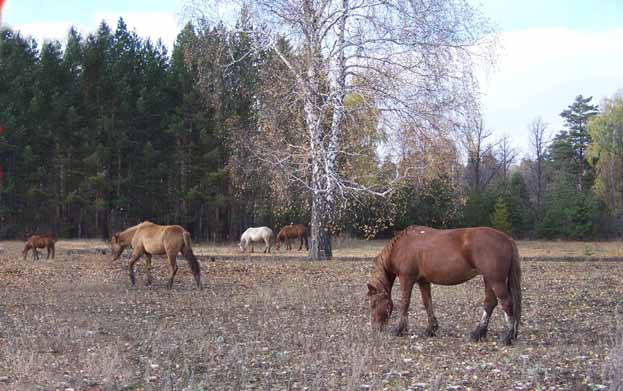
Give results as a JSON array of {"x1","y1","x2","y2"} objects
[
  {"x1": 182, "y1": 231, "x2": 201, "y2": 276},
  {"x1": 508, "y1": 239, "x2": 522, "y2": 335}
]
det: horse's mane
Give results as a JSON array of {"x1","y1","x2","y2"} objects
[
  {"x1": 371, "y1": 226, "x2": 434, "y2": 288},
  {"x1": 115, "y1": 221, "x2": 154, "y2": 243},
  {"x1": 374, "y1": 226, "x2": 416, "y2": 271}
]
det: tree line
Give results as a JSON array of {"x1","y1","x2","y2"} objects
[{"x1": 1, "y1": 14, "x2": 622, "y2": 242}]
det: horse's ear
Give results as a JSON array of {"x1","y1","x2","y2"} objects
[
  {"x1": 367, "y1": 283, "x2": 378, "y2": 296},
  {"x1": 112, "y1": 233, "x2": 119, "y2": 241}
]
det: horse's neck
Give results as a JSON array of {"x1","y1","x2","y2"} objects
[
  {"x1": 119, "y1": 225, "x2": 140, "y2": 245},
  {"x1": 373, "y1": 260, "x2": 395, "y2": 294}
]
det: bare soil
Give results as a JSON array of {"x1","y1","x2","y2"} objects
[{"x1": 0, "y1": 240, "x2": 622, "y2": 390}]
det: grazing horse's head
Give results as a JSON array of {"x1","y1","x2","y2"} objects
[
  {"x1": 110, "y1": 233, "x2": 125, "y2": 261},
  {"x1": 21, "y1": 242, "x2": 31, "y2": 260},
  {"x1": 274, "y1": 232, "x2": 284, "y2": 250},
  {"x1": 367, "y1": 282, "x2": 393, "y2": 331}
]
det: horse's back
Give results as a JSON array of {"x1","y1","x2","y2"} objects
[
  {"x1": 391, "y1": 226, "x2": 514, "y2": 285},
  {"x1": 259, "y1": 226, "x2": 273, "y2": 236},
  {"x1": 460, "y1": 227, "x2": 515, "y2": 276},
  {"x1": 280, "y1": 224, "x2": 306, "y2": 238},
  {"x1": 28, "y1": 234, "x2": 55, "y2": 248},
  {"x1": 242, "y1": 226, "x2": 273, "y2": 240},
  {"x1": 136, "y1": 223, "x2": 186, "y2": 254}
]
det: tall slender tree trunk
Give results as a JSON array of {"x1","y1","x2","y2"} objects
[
  {"x1": 309, "y1": 190, "x2": 333, "y2": 260},
  {"x1": 305, "y1": 0, "x2": 348, "y2": 260},
  {"x1": 535, "y1": 157, "x2": 543, "y2": 221}
]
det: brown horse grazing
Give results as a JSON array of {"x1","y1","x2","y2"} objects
[
  {"x1": 22, "y1": 234, "x2": 56, "y2": 260},
  {"x1": 367, "y1": 226, "x2": 522, "y2": 345},
  {"x1": 275, "y1": 224, "x2": 308, "y2": 251},
  {"x1": 111, "y1": 221, "x2": 202, "y2": 290}
]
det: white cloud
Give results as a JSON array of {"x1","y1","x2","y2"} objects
[
  {"x1": 480, "y1": 27, "x2": 623, "y2": 155},
  {"x1": 9, "y1": 10, "x2": 180, "y2": 49},
  {"x1": 7, "y1": 21, "x2": 90, "y2": 44},
  {"x1": 95, "y1": 11, "x2": 180, "y2": 48}
]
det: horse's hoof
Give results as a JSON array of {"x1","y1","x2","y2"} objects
[
  {"x1": 425, "y1": 328, "x2": 437, "y2": 337},
  {"x1": 470, "y1": 327, "x2": 487, "y2": 342},
  {"x1": 390, "y1": 326, "x2": 405, "y2": 337},
  {"x1": 499, "y1": 334, "x2": 514, "y2": 346}
]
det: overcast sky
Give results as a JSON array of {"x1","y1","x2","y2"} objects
[{"x1": 3, "y1": 0, "x2": 623, "y2": 156}]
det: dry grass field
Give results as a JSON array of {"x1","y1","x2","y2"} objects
[{"x1": 0, "y1": 239, "x2": 622, "y2": 390}]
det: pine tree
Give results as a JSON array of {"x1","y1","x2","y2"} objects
[
  {"x1": 491, "y1": 197, "x2": 512, "y2": 234},
  {"x1": 551, "y1": 95, "x2": 599, "y2": 192}
]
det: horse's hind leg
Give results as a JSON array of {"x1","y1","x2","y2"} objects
[
  {"x1": 490, "y1": 280, "x2": 516, "y2": 345},
  {"x1": 419, "y1": 282, "x2": 439, "y2": 337},
  {"x1": 471, "y1": 278, "x2": 497, "y2": 342},
  {"x1": 128, "y1": 250, "x2": 143, "y2": 287},
  {"x1": 167, "y1": 254, "x2": 178, "y2": 290},
  {"x1": 145, "y1": 254, "x2": 153, "y2": 286}
]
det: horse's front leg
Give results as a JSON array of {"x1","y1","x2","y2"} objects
[
  {"x1": 391, "y1": 277, "x2": 415, "y2": 336},
  {"x1": 419, "y1": 282, "x2": 439, "y2": 337}
]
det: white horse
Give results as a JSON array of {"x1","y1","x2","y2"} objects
[{"x1": 239, "y1": 226, "x2": 274, "y2": 253}]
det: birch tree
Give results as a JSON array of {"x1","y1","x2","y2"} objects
[{"x1": 188, "y1": 0, "x2": 495, "y2": 259}]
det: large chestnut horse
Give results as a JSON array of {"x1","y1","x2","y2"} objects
[
  {"x1": 275, "y1": 224, "x2": 308, "y2": 251},
  {"x1": 367, "y1": 226, "x2": 521, "y2": 345},
  {"x1": 111, "y1": 221, "x2": 202, "y2": 289},
  {"x1": 22, "y1": 234, "x2": 56, "y2": 260}
]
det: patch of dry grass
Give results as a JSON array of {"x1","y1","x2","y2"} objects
[
  {"x1": 0, "y1": 240, "x2": 621, "y2": 390},
  {"x1": 517, "y1": 240, "x2": 623, "y2": 258},
  {"x1": 603, "y1": 305, "x2": 623, "y2": 391}
]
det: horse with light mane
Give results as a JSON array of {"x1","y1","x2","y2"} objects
[
  {"x1": 23, "y1": 234, "x2": 56, "y2": 260},
  {"x1": 367, "y1": 225, "x2": 522, "y2": 345},
  {"x1": 275, "y1": 224, "x2": 308, "y2": 251},
  {"x1": 111, "y1": 221, "x2": 202, "y2": 289},
  {"x1": 239, "y1": 226, "x2": 274, "y2": 253}
]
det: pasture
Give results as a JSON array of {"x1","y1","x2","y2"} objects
[{"x1": 0, "y1": 240, "x2": 622, "y2": 390}]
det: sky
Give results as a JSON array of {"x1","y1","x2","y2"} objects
[{"x1": 2, "y1": 0, "x2": 623, "y2": 156}]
